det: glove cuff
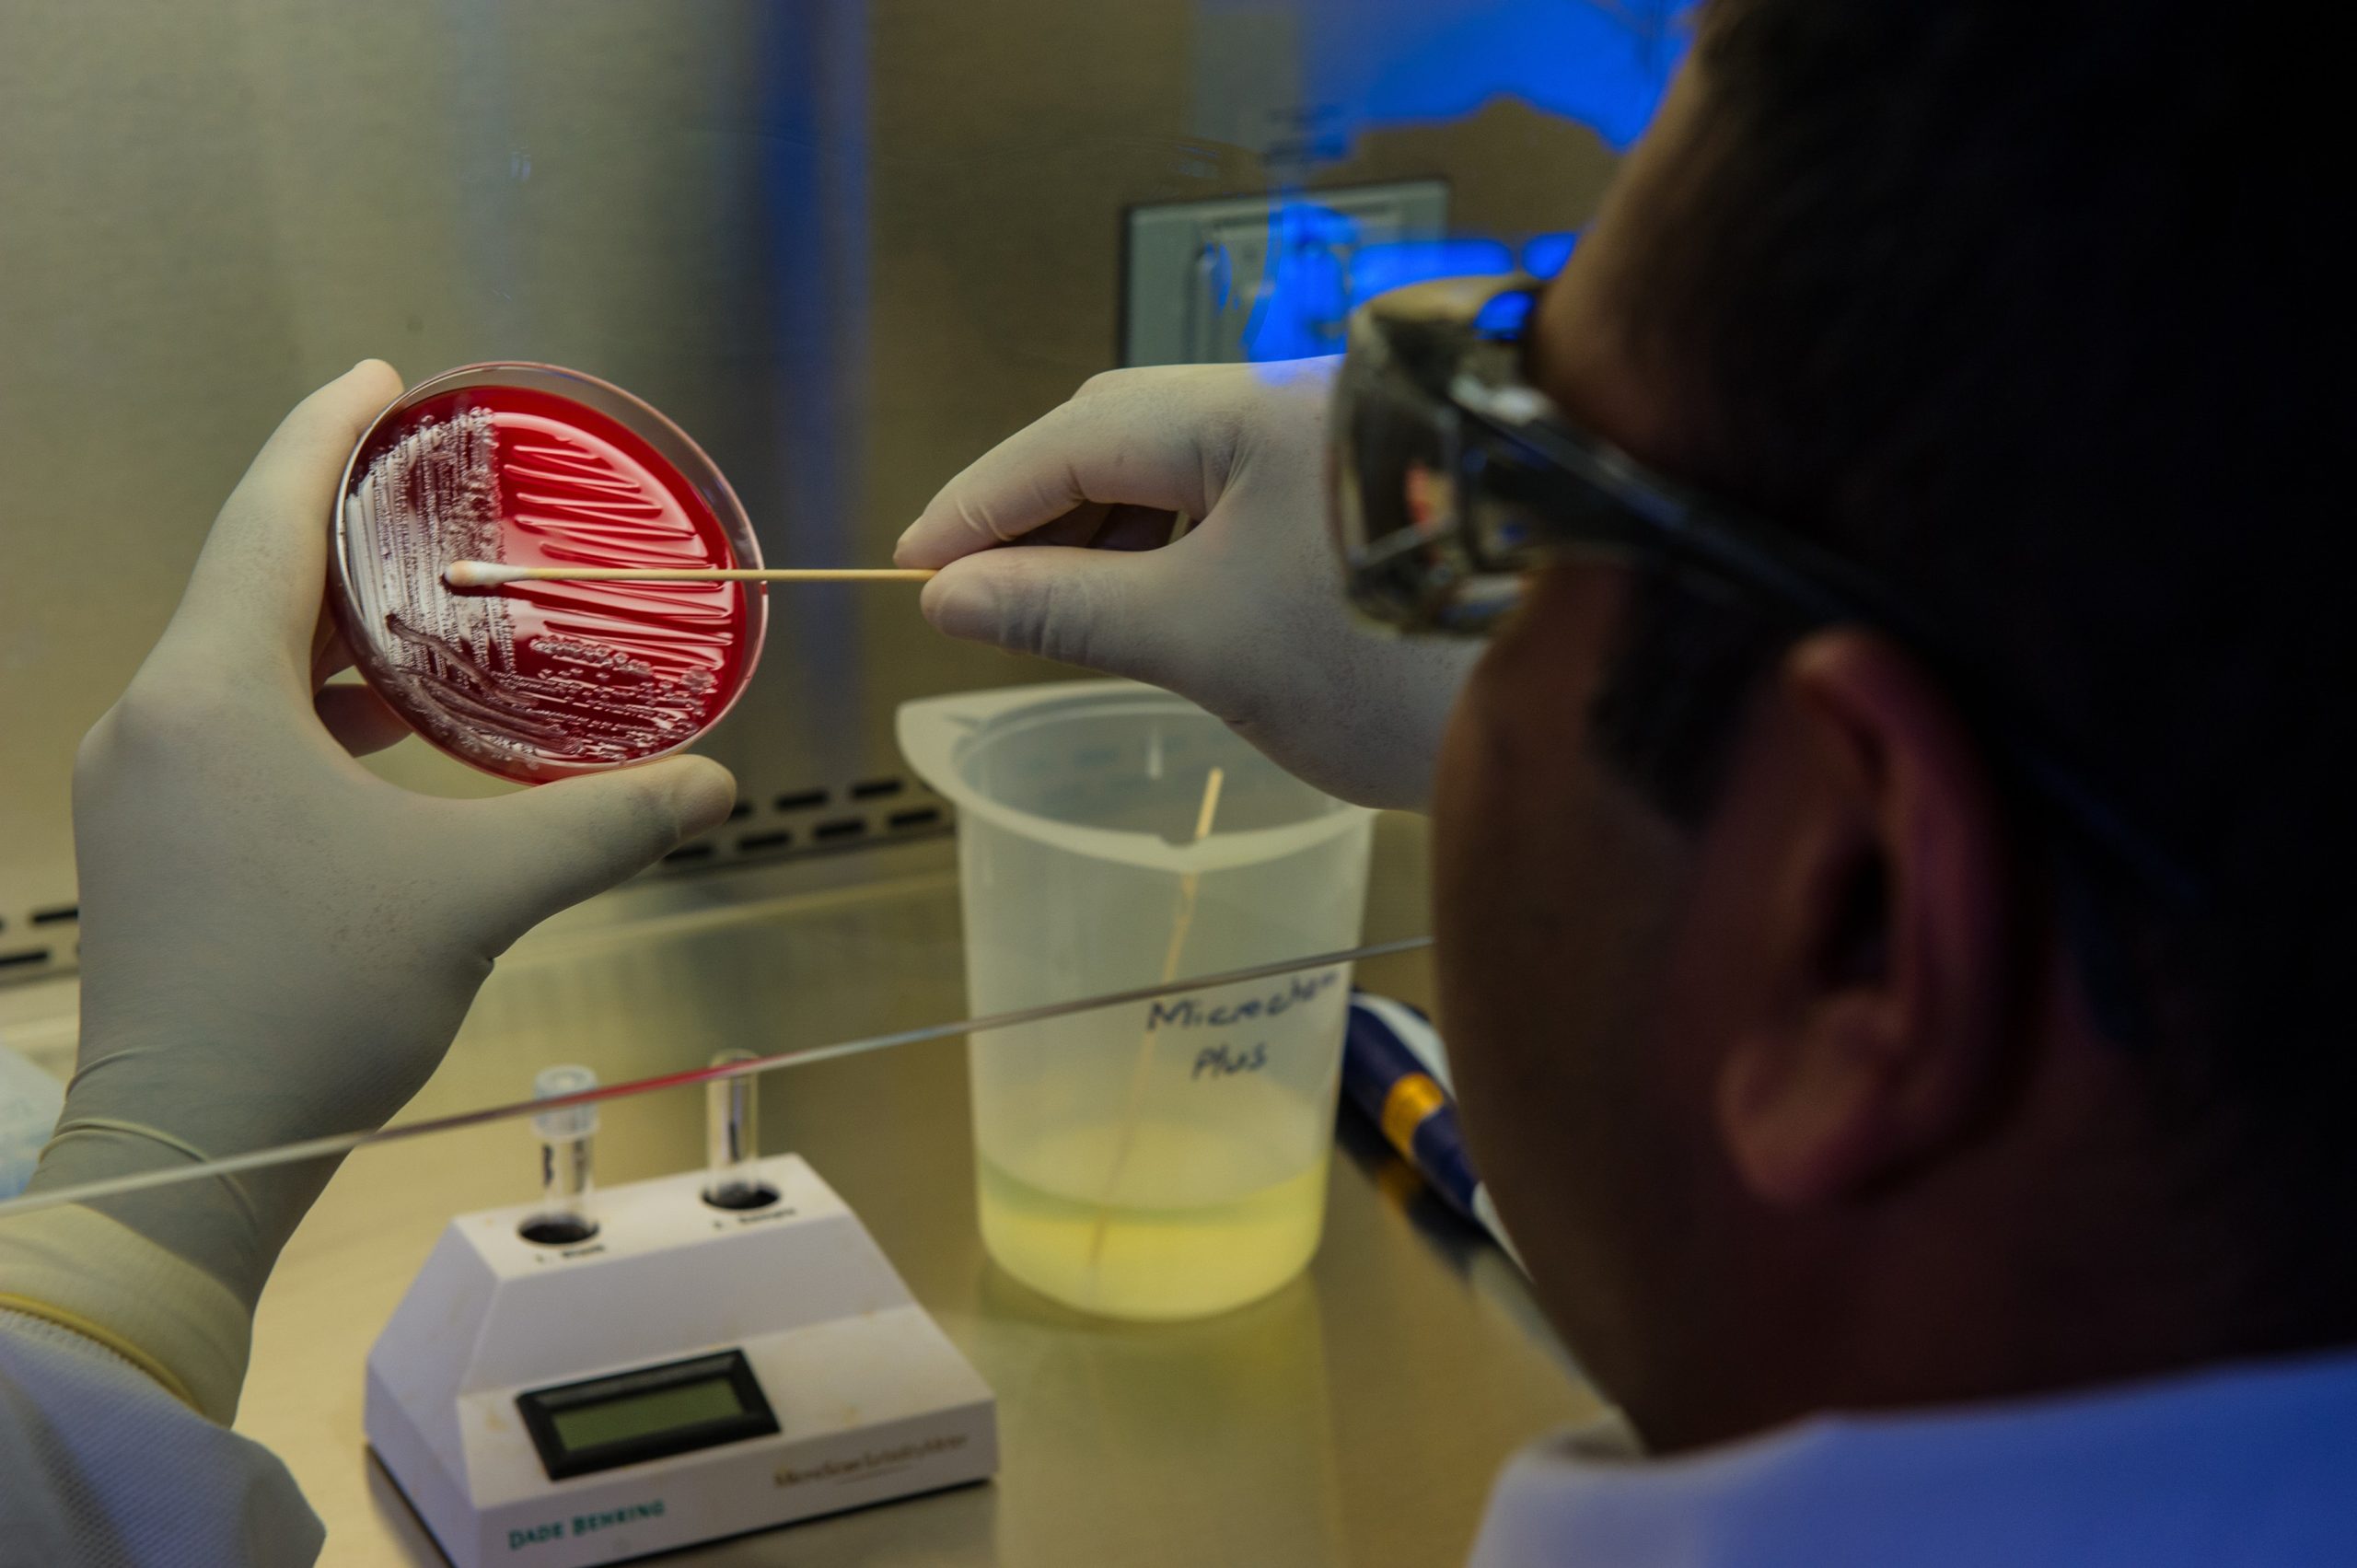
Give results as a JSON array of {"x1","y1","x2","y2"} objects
[{"x1": 0, "y1": 1202, "x2": 251, "y2": 1423}]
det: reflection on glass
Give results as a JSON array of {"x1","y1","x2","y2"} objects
[
  {"x1": 979, "y1": 1267, "x2": 1351, "y2": 1567},
  {"x1": 0, "y1": 937, "x2": 1433, "y2": 1224}
]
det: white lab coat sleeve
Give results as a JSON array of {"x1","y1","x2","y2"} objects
[{"x1": 0, "y1": 1308, "x2": 323, "y2": 1568}]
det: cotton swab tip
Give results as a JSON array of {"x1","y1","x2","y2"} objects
[{"x1": 443, "y1": 560, "x2": 526, "y2": 588}]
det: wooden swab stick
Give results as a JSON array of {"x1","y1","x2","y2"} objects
[
  {"x1": 443, "y1": 560, "x2": 935, "y2": 588},
  {"x1": 1085, "y1": 765, "x2": 1227, "y2": 1280}
]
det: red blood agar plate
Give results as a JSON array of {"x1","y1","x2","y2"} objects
[{"x1": 330, "y1": 364, "x2": 766, "y2": 783}]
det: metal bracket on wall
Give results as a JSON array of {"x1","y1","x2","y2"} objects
[{"x1": 1122, "y1": 180, "x2": 1449, "y2": 366}]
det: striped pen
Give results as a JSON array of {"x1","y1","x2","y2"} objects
[{"x1": 1341, "y1": 993, "x2": 1520, "y2": 1265}]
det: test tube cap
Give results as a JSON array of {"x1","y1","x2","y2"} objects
[{"x1": 530, "y1": 1063, "x2": 600, "y2": 1141}]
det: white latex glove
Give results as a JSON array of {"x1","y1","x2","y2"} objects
[
  {"x1": 893, "y1": 359, "x2": 1478, "y2": 810},
  {"x1": 25, "y1": 362, "x2": 736, "y2": 1318}
]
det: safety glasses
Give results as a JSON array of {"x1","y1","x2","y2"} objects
[
  {"x1": 1332, "y1": 273, "x2": 1956, "y2": 638},
  {"x1": 1329, "y1": 273, "x2": 2205, "y2": 1040}
]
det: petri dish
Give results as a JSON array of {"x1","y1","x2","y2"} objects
[{"x1": 330, "y1": 364, "x2": 766, "y2": 783}]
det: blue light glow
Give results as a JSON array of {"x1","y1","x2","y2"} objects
[
  {"x1": 1230, "y1": 2, "x2": 1687, "y2": 363},
  {"x1": 1521, "y1": 230, "x2": 1581, "y2": 278},
  {"x1": 1290, "y1": 0, "x2": 1692, "y2": 156},
  {"x1": 1351, "y1": 238, "x2": 1516, "y2": 306},
  {"x1": 1241, "y1": 203, "x2": 1360, "y2": 360},
  {"x1": 1472, "y1": 288, "x2": 1537, "y2": 338}
]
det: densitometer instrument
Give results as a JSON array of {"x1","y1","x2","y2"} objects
[{"x1": 365, "y1": 1062, "x2": 995, "y2": 1567}]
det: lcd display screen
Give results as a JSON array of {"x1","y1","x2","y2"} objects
[
  {"x1": 548, "y1": 1376, "x2": 746, "y2": 1453},
  {"x1": 518, "y1": 1349, "x2": 778, "y2": 1480}
]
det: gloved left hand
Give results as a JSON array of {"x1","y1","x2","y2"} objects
[{"x1": 14, "y1": 363, "x2": 734, "y2": 1391}]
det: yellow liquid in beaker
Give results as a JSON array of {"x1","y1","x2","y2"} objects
[{"x1": 977, "y1": 1122, "x2": 1330, "y2": 1320}]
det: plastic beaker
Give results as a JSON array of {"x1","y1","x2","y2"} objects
[
  {"x1": 330, "y1": 364, "x2": 765, "y2": 784},
  {"x1": 898, "y1": 680, "x2": 1375, "y2": 1320}
]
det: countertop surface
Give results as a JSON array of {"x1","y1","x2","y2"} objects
[{"x1": 228, "y1": 831, "x2": 1601, "y2": 1566}]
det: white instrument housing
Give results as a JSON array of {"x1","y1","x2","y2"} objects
[{"x1": 365, "y1": 1154, "x2": 995, "y2": 1568}]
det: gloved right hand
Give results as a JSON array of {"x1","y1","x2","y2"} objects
[{"x1": 894, "y1": 359, "x2": 1479, "y2": 811}]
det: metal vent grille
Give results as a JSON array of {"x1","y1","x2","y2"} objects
[
  {"x1": 0, "y1": 904, "x2": 78, "y2": 987},
  {"x1": 0, "y1": 772, "x2": 954, "y2": 987},
  {"x1": 653, "y1": 768, "x2": 952, "y2": 873}
]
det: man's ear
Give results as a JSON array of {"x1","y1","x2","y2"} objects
[{"x1": 1715, "y1": 629, "x2": 2017, "y2": 1209}]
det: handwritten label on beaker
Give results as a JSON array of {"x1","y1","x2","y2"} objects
[
  {"x1": 1191, "y1": 1042, "x2": 1271, "y2": 1079},
  {"x1": 1143, "y1": 968, "x2": 1341, "y2": 1034}
]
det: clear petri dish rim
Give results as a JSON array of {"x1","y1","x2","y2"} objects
[{"x1": 329, "y1": 361, "x2": 769, "y2": 782}]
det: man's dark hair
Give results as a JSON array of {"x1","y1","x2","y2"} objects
[{"x1": 1586, "y1": 0, "x2": 2353, "y2": 1304}]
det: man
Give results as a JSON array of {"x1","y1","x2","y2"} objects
[
  {"x1": 7, "y1": 0, "x2": 2351, "y2": 1560},
  {"x1": 898, "y1": 0, "x2": 2357, "y2": 1559}
]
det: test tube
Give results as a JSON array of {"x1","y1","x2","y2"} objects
[
  {"x1": 702, "y1": 1051, "x2": 776, "y2": 1210},
  {"x1": 523, "y1": 1063, "x2": 600, "y2": 1244}
]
